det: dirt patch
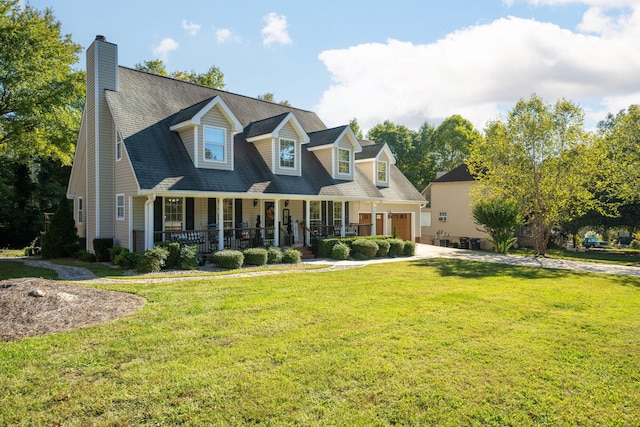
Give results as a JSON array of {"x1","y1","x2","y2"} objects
[{"x1": 0, "y1": 278, "x2": 145, "y2": 342}]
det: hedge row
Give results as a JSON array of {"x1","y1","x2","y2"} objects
[
  {"x1": 213, "y1": 247, "x2": 301, "y2": 269},
  {"x1": 318, "y1": 236, "x2": 415, "y2": 260}
]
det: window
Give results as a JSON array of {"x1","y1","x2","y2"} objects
[
  {"x1": 116, "y1": 194, "x2": 125, "y2": 220},
  {"x1": 333, "y1": 201, "x2": 343, "y2": 226},
  {"x1": 164, "y1": 197, "x2": 183, "y2": 230},
  {"x1": 309, "y1": 200, "x2": 322, "y2": 230},
  {"x1": 377, "y1": 161, "x2": 388, "y2": 182},
  {"x1": 438, "y1": 212, "x2": 448, "y2": 222},
  {"x1": 223, "y1": 199, "x2": 233, "y2": 230},
  {"x1": 279, "y1": 138, "x2": 296, "y2": 169},
  {"x1": 338, "y1": 148, "x2": 350, "y2": 175},
  {"x1": 204, "y1": 126, "x2": 226, "y2": 162},
  {"x1": 77, "y1": 197, "x2": 83, "y2": 224},
  {"x1": 116, "y1": 132, "x2": 123, "y2": 161}
]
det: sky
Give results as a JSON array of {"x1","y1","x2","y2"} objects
[{"x1": 26, "y1": 0, "x2": 640, "y2": 133}]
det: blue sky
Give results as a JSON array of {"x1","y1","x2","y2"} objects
[{"x1": 27, "y1": 0, "x2": 640, "y2": 132}]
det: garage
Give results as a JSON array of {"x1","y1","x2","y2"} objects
[{"x1": 391, "y1": 213, "x2": 412, "y2": 241}]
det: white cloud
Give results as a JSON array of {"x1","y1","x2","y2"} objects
[
  {"x1": 261, "y1": 12, "x2": 292, "y2": 46},
  {"x1": 182, "y1": 20, "x2": 201, "y2": 36},
  {"x1": 316, "y1": 5, "x2": 640, "y2": 132},
  {"x1": 215, "y1": 28, "x2": 241, "y2": 43},
  {"x1": 152, "y1": 38, "x2": 179, "y2": 62}
]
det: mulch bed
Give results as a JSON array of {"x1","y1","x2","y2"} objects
[{"x1": 0, "y1": 278, "x2": 145, "y2": 342}]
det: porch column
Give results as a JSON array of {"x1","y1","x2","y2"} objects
[
  {"x1": 274, "y1": 199, "x2": 280, "y2": 247},
  {"x1": 340, "y1": 201, "x2": 346, "y2": 237},
  {"x1": 371, "y1": 203, "x2": 377, "y2": 236},
  {"x1": 144, "y1": 194, "x2": 156, "y2": 251},
  {"x1": 305, "y1": 199, "x2": 311, "y2": 245},
  {"x1": 217, "y1": 197, "x2": 224, "y2": 251}
]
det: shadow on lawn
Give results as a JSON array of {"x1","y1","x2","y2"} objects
[{"x1": 409, "y1": 258, "x2": 574, "y2": 280}]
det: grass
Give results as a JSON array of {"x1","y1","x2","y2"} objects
[
  {"x1": 512, "y1": 247, "x2": 640, "y2": 266},
  {"x1": 1, "y1": 259, "x2": 639, "y2": 425},
  {"x1": 0, "y1": 261, "x2": 58, "y2": 280}
]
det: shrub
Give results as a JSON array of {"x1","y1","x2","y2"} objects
[
  {"x1": 282, "y1": 248, "x2": 302, "y2": 264},
  {"x1": 114, "y1": 250, "x2": 141, "y2": 270},
  {"x1": 331, "y1": 242, "x2": 350, "y2": 260},
  {"x1": 388, "y1": 239, "x2": 405, "y2": 258},
  {"x1": 243, "y1": 248, "x2": 268, "y2": 266},
  {"x1": 351, "y1": 239, "x2": 379, "y2": 259},
  {"x1": 41, "y1": 198, "x2": 78, "y2": 259},
  {"x1": 376, "y1": 240, "x2": 390, "y2": 257},
  {"x1": 180, "y1": 245, "x2": 201, "y2": 270},
  {"x1": 110, "y1": 246, "x2": 127, "y2": 263},
  {"x1": 631, "y1": 240, "x2": 640, "y2": 250},
  {"x1": 156, "y1": 242, "x2": 181, "y2": 269},
  {"x1": 317, "y1": 238, "x2": 341, "y2": 258},
  {"x1": 403, "y1": 240, "x2": 416, "y2": 256},
  {"x1": 77, "y1": 249, "x2": 97, "y2": 263},
  {"x1": 267, "y1": 246, "x2": 283, "y2": 264},
  {"x1": 137, "y1": 247, "x2": 169, "y2": 273},
  {"x1": 213, "y1": 250, "x2": 244, "y2": 269},
  {"x1": 93, "y1": 237, "x2": 113, "y2": 262}
]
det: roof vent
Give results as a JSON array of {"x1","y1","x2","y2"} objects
[{"x1": 95, "y1": 35, "x2": 106, "y2": 41}]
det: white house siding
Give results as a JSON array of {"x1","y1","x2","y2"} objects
[
  {"x1": 312, "y1": 147, "x2": 334, "y2": 178},
  {"x1": 357, "y1": 161, "x2": 375, "y2": 183},
  {"x1": 336, "y1": 135, "x2": 355, "y2": 181},
  {"x1": 253, "y1": 138, "x2": 273, "y2": 170},
  {"x1": 177, "y1": 127, "x2": 195, "y2": 164},
  {"x1": 198, "y1": 106, "x2": 233, "y2": 171},
  {"x1": 274, "y1": 122, "x2": 301, "y2": 177}
]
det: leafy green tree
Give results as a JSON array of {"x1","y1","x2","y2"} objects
[
  {"x1": 430, "y1": 114, "x2": 482, "y2": 173},
  {"x1": 472, "y1": 198, "x2": 523, "y2": 254},
  {"x1": 257, "y1": 92, "x2": 291, "y2": 106},
  {"x1": 349, "y1": 118, "x2": 363, "y2": 139},
  {"x1": 468, "y1": 95, "x2": 601, "y2": 256},
  {"x1": 135, "y1": 60, "x2": 225, "y2": 89},
  {"x1": 0, "y1": 0, "x2": 84, "y2": 165}
]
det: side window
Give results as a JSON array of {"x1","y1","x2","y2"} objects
[
  {"x1": 204, "y1": 126, "x2": 226, "y2": 162},
  {"x1": 116, "y1": 132, "x2": 123, "y2": 161},
  {"x1": 78, "y1": 197, "x2": 83, "y2": 224},
  {"x1": 116, "y1": 194, "x2": 125, "y2": 220},
  {"x1": 438, "y1": 212, "x2": 448, "y2": 222},
  {"x1": 279, "y1": 138, "x2": 296, "y2": 169}
]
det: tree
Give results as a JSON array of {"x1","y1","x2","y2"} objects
[
  {"x1": 349, "y1": 118, "x2": 363, "y2": 139},
  {"x1": 429, "y1": 114, "x2": 482, "y2": 173},
  {"x1": 468, "y1": 95, "x2": 601, "y2": 256},
  {"x1": 257, "y1": 92, "x2": 291, "y2": 106},
  {"x1": 41, "y1": 197, "x2": 78, "y2": 258},
  {"x1": 134, "y1": 60, "x2": 225, "y2": 89},
  {"x1": 472, "y1": 198, "x2": 523, "y2": 254},
  {"x1": 0, "y1": 0, "x2": 84, "y2": 165}
]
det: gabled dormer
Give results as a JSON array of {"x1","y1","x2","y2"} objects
[
  {"x1": 307, "y1": 125, "x2": 362, "y2": 181},
  {"x1": 355, "y1": 141, "x2": 396, "y2": 187},
  {"x1": 245, "y1": 112, "x2": 309, "y2": 177},
  {"x1": 170, "y1": 96, "x2": 242, "y2": 171}
]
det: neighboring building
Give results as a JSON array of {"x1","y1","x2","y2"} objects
[
  {"x1": 420, "y1": 164, "x2": 490, "y2": 249},
  {"x1": 67, "y1": 36, "x2": 425, "y2": 253}
]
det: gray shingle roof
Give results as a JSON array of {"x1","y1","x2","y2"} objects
[
  {"x1": 433, "y1": 163, "x2": 475, "y2": 182},
  {"x1": 355, "y1": 141, "x2": 384, "y2": 160},
  {"x1": 307, "y1": 125, "x2": 348, "y2": 148},
  {"x1": 105, "y1": 67, "x2": 424, "y2": 202}
]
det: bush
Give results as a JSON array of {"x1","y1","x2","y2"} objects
[
  {"x1": 180, "y1": 245, "x2": 201, "y2": 270},
  {"x1": 267, "y1": 246, "x2": 283, "y2": 264},
  {"x1": 137, "y1": 247, "x2": 169, "y2": 273},
  {"x1": 282, "y1": 248, "x2": 301, "y2": 264},
  {"x1": 376, "y1": 240, "x2": 390, "y2": 257},
  {"x1": 93, "y1": 237, "x2": 113, "y2": 262},
  {"x1": 331, "y1": 242, "x2": 350, "y2": 260},
  {"x1": 110, "y1": 246, "x2": 127, "y2": 263},
  {"x1": 351, "y1": 239, "x2": 379, "y2": 259},
  {"x1": 403, "y1": 240, "x2": 416, "y2": 256},
  {"x1": 631, "y1": 240, "x2": 640, "y2": 250},
  {"x1": 156, "y1": 242, "x2": 181, "y2": 269},
  {"x1": 388, "y1": 239, "x2": 405, "y2": 258},
  {"x1": 41, "y1": 198, "x2": 78, "y2": 259},
  {"x1": 243, "y1": 248, "x2": 268, "y2": 266},
  {"x1": 77, "y1": 249, "x2": 97, "y2": 263},
  {"x1": 114, "y1": 249, "x2": 141, "y2": 270},
  {"x1": 213, "y1": 250, "x2": 244, "y2": 269}
]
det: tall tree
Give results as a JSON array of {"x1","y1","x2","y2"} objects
[
  {"x1": 468, "y1": 95, "x2": 601, "y2": 256},
  {"x1": 135, "y1": 60, "x2": 225, "y2": 89},
  {"x1": 257, "y1": 92, "x2": 291, "y2": 106},
  {"x1": 0, "y1": 0, "x2": 84, "y2": 165},
  {"x1": 349, "y1": 117, "x2": 363, "y2": 139},
  {"x1": 429, "y1": 114, "x2": 482, "y2": 173}
]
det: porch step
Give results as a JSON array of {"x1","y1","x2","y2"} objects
[{"x1": 294, "y1": 246, "x2": 315, "y2": 260}]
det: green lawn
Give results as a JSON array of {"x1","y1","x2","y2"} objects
[
  {"x1": 0, "y1": 260, "x2": 58, "y2": 280},
  {"x1": 1, "y1": 260, "x2": 639, "y2": 426},
  {"x1": 513, "y1": 247, "x2": 640, "y2": 266}
]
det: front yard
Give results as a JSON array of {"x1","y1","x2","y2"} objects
[{"x1": 1, "y1": 259, "x2": 639, "y2": 425}]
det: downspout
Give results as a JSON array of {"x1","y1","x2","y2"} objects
[{"x1": 144, "y1": 194, "x2": 156, "y2": 250}]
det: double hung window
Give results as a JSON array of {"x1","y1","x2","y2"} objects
[
  {"x1": 204, "y1": 127, "x2": 226, "y2": 162},
  {"x1": 279, "y1": 138, "x2": 296, "y2": 169}
]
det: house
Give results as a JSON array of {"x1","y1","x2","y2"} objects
[
  {"x1": 420, "y1": 164, "x2": 489, "y2": 249},
  {"x1": 67, "y1": 36, "x2": 425, "y2": 254}
]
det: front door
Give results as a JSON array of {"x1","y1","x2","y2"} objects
[{"x1": 359, "y1": 213, "x2": 372, "y2": 236}]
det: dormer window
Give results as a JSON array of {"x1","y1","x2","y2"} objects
[
  {"x1": 279, "y1": 138, "x2": 296, "y2": 169},
  {"x1": 338, "y1": 148, "x2": 351, "y2": 175},
  {"x1": 377, "y1": 161, "x2": 388, "y2": 182},
  {"x1": 204, "y1": 126, "x2": 226, "y2": 162}
]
